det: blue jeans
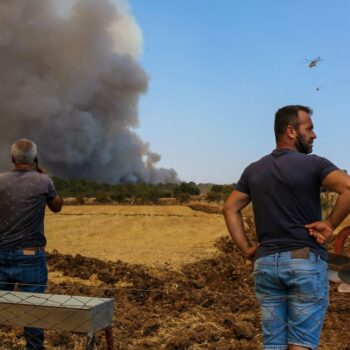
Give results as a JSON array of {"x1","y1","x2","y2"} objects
[
  {"x1": 254, "y1": 251, "x2": 328, "y2": 350},
  {"x1": 0, "y1": 250, "x2": 48, "y2": 350}
]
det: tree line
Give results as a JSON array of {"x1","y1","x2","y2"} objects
[{"x1": 52, "y1": 176, "x2": 236, "y2": 204}]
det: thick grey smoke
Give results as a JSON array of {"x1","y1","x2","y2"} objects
[{"x1": 0, "y1": 0, "x2": 178, "y2": 183}]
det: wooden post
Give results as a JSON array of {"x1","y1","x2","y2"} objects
[{"x1": 105, "y1": 326, "x2": 114, "y2": 350}]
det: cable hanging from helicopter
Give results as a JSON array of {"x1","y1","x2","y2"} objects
[{"x1": 305, "y1": 56, "x2": 323, "y2": 91}]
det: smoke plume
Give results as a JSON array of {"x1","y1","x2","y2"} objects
[{"x1": 0, "y1": 0, "x2": 178, "y2": 183}]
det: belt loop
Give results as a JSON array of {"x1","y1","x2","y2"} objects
[
  {"x1": 311, "y1": 251, "x2": 319, "y2": 262},
  {"x1": 22, "y1": 247, "x2": 45, "y2": 254}
]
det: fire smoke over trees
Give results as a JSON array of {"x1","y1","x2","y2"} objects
[{"x1": 0, "y1": 0, "x2": 178, "y2": 183}]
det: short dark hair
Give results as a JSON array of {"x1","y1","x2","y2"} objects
[{"x1": 274, "y1": 105, "x2": 313, "y2": 142}]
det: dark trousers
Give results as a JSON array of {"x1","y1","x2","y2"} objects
[{"x1": 0, "y1": 250, "x2": 47, "y2": 350}]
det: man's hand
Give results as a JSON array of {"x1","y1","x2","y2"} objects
[
  {"x1": 47, "y1": 195, "x2": 63, "y2": 213},
  {"x1": 36, "y1": 165, "x2": 46, "y2": 174},
  {"x1": 243, "y1": 244, "x2": 259, "y2": 261},
  {"x1": 223, "y1": 190, "x2": 254, "y2": 260},
  {"x1": 305, "y1": 220, "x2": 333, "y2": 244}
]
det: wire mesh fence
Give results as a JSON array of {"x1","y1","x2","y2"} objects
[
  {"x1": 0, "y1": 240, "x2": 259, "y2": 350},
  {"x1": 0, "y1": 282, "x2": 346, "y2": 350},
  {"x1": 0, "y1": 283, "x2": 247, "y2": 349},
  {"x1": 0, "y1": 242, "x2": 350, "y2": 349}
]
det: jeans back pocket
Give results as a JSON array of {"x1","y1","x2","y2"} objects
[{"x1": 290, "y1": 269, "x2": 321, "y2": 300}]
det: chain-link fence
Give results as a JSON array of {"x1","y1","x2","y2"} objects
[{"x1": 0, "y1": 243, "x2": 350, "y2": 349}]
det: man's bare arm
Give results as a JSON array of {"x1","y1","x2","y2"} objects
[
  {"x1": 323, "y1": 170, "x2": 350, "y2": 228},
  {"x1": 223, "y1": 190, "x2": 257, "y2": 259},
  {"x1": 47, "y1": 195, "x2": 63, "y2": 213},
  {"x1": 306, "y1": 170, "x2": 350, "y2": 243}
]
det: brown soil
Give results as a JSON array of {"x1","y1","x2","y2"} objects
[
  {"x1": 186, "y1": 203, "x2": 223, "y2": 215},
  {"x1": 1, "y1": 210, "x2": 350, "y2": 349}
]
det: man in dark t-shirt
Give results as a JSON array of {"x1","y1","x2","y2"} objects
[
  {"x1": 223, "y1": 105, "x2": 350, "y2": 350},
  {"x1": 0, "y1": 138, "x2": 63, "y2": 350}
]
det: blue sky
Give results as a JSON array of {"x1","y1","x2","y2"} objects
[{"x1": 129, "y1": 1, "x2": 350, "y2": 183}]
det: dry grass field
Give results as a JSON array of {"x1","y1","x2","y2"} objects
[
  {"x1": 45, "y1": 205, "x2": 228, "y2": 269},
  {"x1": 44, "y1": 203, "x2": 350, "y2": 269}
]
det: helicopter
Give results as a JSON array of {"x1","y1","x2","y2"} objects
[{"x1": 305, "y1": 56, "x2": 322, "y2": 68}]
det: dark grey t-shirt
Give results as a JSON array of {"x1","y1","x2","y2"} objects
[
  {"x1": 236, "y1": 148, "x2": 338, "y2": 261},
  {"x1": 0, "y1": 169, "x2": 58, "y2": 249}
]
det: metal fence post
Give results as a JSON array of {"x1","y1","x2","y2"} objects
[{"x1": 86, "y1": 333, "x2": 95, "y2": 350}]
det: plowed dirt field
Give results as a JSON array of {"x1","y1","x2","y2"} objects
[{"x1": 1, "y1": 205, "x2": 350, "y2": 349}]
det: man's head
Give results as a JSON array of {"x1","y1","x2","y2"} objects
[
  {"x1": 11, "y1": 138, "x2": 37, "y2": 165},
  {"x1": 274, "y1": 105, "x2": 316, "y2": 154}
]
